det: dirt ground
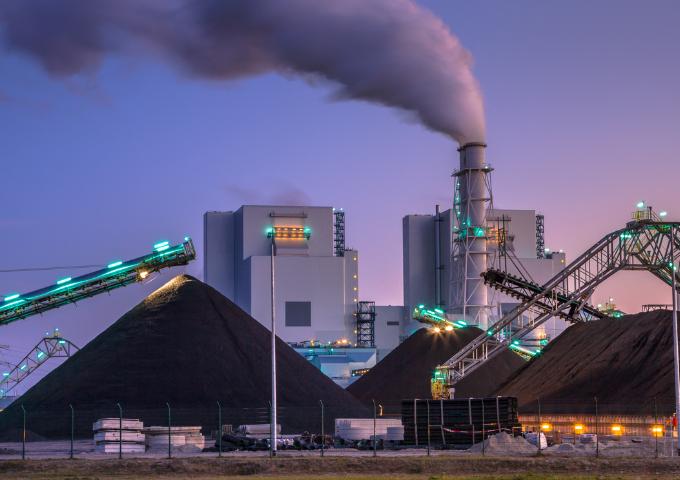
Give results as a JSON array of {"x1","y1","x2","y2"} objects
[{"x1": 2, "y1": 456, "x2": 680, "y2": 479}]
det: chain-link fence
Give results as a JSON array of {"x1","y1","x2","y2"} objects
[{"x1": 0, "y1": 398, "x2": 677, "y2": 459}]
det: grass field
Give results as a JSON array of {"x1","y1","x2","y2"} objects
[{"x1": 1, "y1": 456, "x2": 680, "y2": 479}]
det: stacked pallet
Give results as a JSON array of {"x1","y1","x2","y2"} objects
[
  {"x1": 142, "y1": 426, "x2": 206, "y2": 449},
  {"x1": 93, "y1": 418, "x2": 145, "y2": 453},
  {"x1": 401, "y1": 397, "x2": 521, "y2": 446}
]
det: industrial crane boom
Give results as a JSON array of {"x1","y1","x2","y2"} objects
[{"x1": 0, "y1": 238, "x2": 196, "y2": 328}]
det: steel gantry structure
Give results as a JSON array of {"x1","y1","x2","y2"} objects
[
  {"x1": 0, "y1": 238, "x2": 196, "y2": 327},
  {"x1": 0, "y1": 330, "x2": 79, "y2": 398},
  {"x1": 432, "y1": 207, "x2": 680, "y2": 399}
]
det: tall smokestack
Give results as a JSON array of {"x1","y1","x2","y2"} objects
[{"x1": 450, "y1": 142, "x2": 491, "y2": 329}]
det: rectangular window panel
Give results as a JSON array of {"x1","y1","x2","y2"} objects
[
  {"x1": 285, "y1": 301, "x2": 312, "y2": 327},
  {"x1": 387, "y1": 321, "x2": 399, "y2": 326}
]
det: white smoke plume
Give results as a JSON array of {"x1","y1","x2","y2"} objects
[{"x1": 0, "y1": 0, "x2": 486, "y2": 143}]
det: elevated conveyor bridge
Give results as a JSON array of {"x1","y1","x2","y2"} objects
[
  {"x1": 432, "y1": 208, "x2": 680, "y2": 398},
  {"x1": 0, "y1": 238, "x2": 196, "y2": 327}
]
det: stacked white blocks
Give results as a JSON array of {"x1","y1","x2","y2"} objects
[
  {"x1": 142, "y1": 426, "x2": 206, "y2": 449},
  {"x1": 93, "y1": 418, "x2": 145, "y2": 453}
]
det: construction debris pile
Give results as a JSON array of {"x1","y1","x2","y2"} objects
[
  {"x1": 495, "y1": 310, "x2": 680, "y2": 412},
  {"x1": 401, "y1": 397, "x2": 521, "y2": 446},
  {"x1": 0, "y1": 276, "x2": 368, "y2": 438},
  {"x1": 347, "y1": 328, "x2": 526, "y2": 406}
]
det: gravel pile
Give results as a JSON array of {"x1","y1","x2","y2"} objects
[
  {"x1": 545, "y1": 437, "x2": 668, "y2": 458},
  {"x1": 465, "y1": 432, "x2": 537, "y2": 456},
  {"x1": 495, "y1": 310, "x2": 679, "y2": 412},
  {"x1": 0, "y1": 275, "x2": 368, "y2": 438},
  {"x1": 347, "y1": 327, "x2": 526, "y2": 406}
]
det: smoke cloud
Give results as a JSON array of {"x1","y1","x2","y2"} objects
[{"x1": 0, "y1": 0, "x2": 486, "y2": 143}]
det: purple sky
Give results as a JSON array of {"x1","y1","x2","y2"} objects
[{"x1": 1, "y1": 0, "x2": 679, "y2": 392}]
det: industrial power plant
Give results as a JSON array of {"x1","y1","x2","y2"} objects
[{"x1": 0, "y1": 0, "x2": 677, "y2": 472}]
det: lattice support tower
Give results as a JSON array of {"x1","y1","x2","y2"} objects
[
  {"x1": 356, "y1": 301, "x2": 376, "y2": 347},
  {"x1": 334, "y1": 210, "x2": 345, "y2": 257},
  {"x1": 536, "y1": 214, "x2": 545, "y2": 259}
]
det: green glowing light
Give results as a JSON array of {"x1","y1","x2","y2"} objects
[
  {"x1": 487, "y1": 331, "x2": 493, "y2": 335},
  {"x1": 154, "y1": 241, "x2": 169, "y2": 249},
  {"x1": 457, "y1": 320, "x2": 467, "y2": 326},
  {"x1": 418, "y1": 305, "x2": 424, "y2": 309},
  {"x1": 434, "y1": 371, "x2": 441, "y2": 376},
  {"x1": 660, "y1": 212, "x2": 668, "y2": 217},
  {"x1": 434, "y1": 309, "x2": 443, "y2": 314},
  {"x1": 4, "y1": 294, "x2": 19, "y2": 302},
  {"x1": 2, "y1": 373, "x2": 8, "y2": 376},
  {"x1": 57, "y1": 278, "x2": 72, "y2": 285},
  {"x1": 58, "y1": 340, "x2": 65, "y2": 344},
  {"x1": 637, "y1": 202, "x2": 644, "y2": 208},
  {"x1": 184, "y1": 237, "x2": 190, "y2": 241},
  {"x1": 20, "y1": 365, "x2": 27, "y2": 370},
  {"x1": 156, "y1": 245, "x2": 169, "y2": 252},
  {"x1": 108, "y1": 261, "x2": 122, "y2": 268},
  {"x1": 544, "y1": 248, "x2": 550, "y2": 252},
  {"x1": 37, "y1": 351, "x2": 44, "y2": 358}
]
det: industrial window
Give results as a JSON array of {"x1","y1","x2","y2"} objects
[
  {"x1": 387, "y1": 321, "x2": 399, "y2": 326},
  {"x1": 285, "y1": 302, "x2": 311, "y2": 327}
]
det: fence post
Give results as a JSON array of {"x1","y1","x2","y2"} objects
[
  {"x1": 70, "y1": 404, "x2": 74, "y2": 459},
  {"x1": 427, "y1": 400, "x2": 430, "y2": 457},
  {"x1": 372, "y1": 399, "x2": 377, "y2": 457},
  {"x1": 481, "y1": 399, "x2": 485, "y2": 456},
  {"x1": 537, "y1": 398, "x2": 540, "y2": 455},
  {"x1": 655, "y1": 397, "x2": 658, "y2": 459},
  {"x1": 116, "y1": 403, "x2": 122, "y2": 459},
  {"x1": 319, "y1": 400, "x2": 324, "y2": 457},
  {"x1": 217, "y1": 401, "x2": 222, "y2": 458},
  {"x1": 167, "y1": 403, "x2": 172, "y2": 459},
  {"x1": 595, "y1": 397, "x2": 598, "y2": 458},
  {"x1": 21, "y1": 405, "x2": 25, "y2": 460}
]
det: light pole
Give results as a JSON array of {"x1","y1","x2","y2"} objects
[
  {"x1": 671, "y1": 227, "x2": 679, "y2": 455},
  {"x1": 271, "y1": 238, "x2": 277, "y2": 457}
]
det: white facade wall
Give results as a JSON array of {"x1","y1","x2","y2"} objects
[{"x1": 204, "y1": 205, "x2": 359, "y2": 345}]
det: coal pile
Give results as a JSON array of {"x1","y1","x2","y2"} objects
[
  {"x1": 401, "y1": 396, "x2": 520, "y2": 446},
  {"x1": 0, "y1": 275, "x2": 368, "y2": 437},
  {"x1": 346, "y1": 327, "x2": 526, "y2": 407},
  {"x1": 495, "y1": 310, "x2": 679, "y2": 413}
]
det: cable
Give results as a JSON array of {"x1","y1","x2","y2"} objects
[{"x1": 0, "y1": 265, "x2": 105, "y2": 273}]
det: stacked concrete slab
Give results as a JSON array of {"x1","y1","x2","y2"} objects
[
  {"x1": 335, "y1": 418, "x2": 403, "y2": 441},
  {"x1": 142, "y1": 426, "x2": 206, "y2": 449},
  {"x1": 93, "y1": 418, "x2": 145, "y2": 453}
]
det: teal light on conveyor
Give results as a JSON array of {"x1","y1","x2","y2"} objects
[
  {"x1": 418, "y1": 305, "x2": 424, "y2": 309},
  {"x1": 185, "y1": 237, "x2": 189, "y2": 241},
  {"x1": 434, "y1": 371, "x2": 441, "y2": 376},
  {"x1": 660, "y1": 212, "x2": 668, "y2": 217},
  {"x1": 20, "y1": 365, "x2": 26, "y2": 370},
  {"x1": 57, "y1": 278, "x2": 72, "y2": 285},
  {"x1": 487, "y1": 331, "x2": 493, "y2": 335},
  {"x1": 2, "y1": 373, "x2": 8, "y2": 376},
  {"x1": 37, "y1": 351, "x2": 44, "y2": 358},
  {"x1": 457, "y1": 320, "x2": 467, "y2": 326},
  {"x1": 108, "y1": 261, "x2": 122, "y2": 268},
  {"x1": 156, "y1": 246, "x2": 169, "y2": 252},
  {"x1": 154, "y1": 241, "x2": 169, "y2": 249},
  {"x1": 434, "y1": 309, "x2": 443, "y2": 314},
  {"x1": 4, "y1": 295, "x2": 19, "y2": 302}
]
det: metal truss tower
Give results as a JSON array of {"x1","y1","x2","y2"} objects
[
  {"x1": 536, "y1": 214, "x2": 545, "y2": 259},
  {"x1": 334, "y1": 210, "x2": 345, "y2": 257},
  {"x1": 449, "y1": 143, "x2": 496, "y2": 330},
  {"x1": 356, "y1": 301, "x2": 376, "y2": 347},
  {"x1": 0, "y1": 330, "x2": 78, "y2": 398}
]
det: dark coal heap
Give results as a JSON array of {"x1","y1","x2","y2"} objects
[
  {"x1": 0, "y1": 275, "x2": 368, "y2": 437},
  {"x1": 495, "y1": 310, "x2": 680, "y2": 414},
  {"x1": 347, "y1": 327, "x2": 526, "y2": 408}
]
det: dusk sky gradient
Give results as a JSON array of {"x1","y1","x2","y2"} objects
[{"x1": 1, "y1": 0, "x2": 679, "y2": 392}]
